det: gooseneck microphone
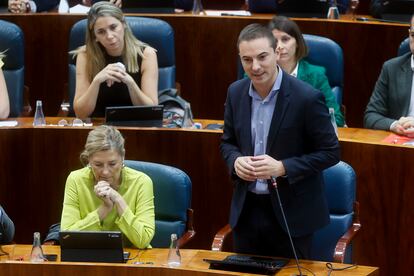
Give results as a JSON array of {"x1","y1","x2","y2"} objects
[{"x1": 271, "y1": 176, "x2": 306, "y2": 276}]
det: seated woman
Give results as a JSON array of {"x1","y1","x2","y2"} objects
[
  {"x1": 0, "y1": 205, "x2": 15, "y2": 244},
  {"x1": 73, "y1": 2, "x2": 158, "y2": 118},
  {"x1": 60, "y1": 125, "x2": 155, "y2": 248},
  {"x1": 268, "y1": 16, "x2": 345, "y2": 127},
  {"x1": 0, "y1": 53, "x2": 10, "y2": 119}
]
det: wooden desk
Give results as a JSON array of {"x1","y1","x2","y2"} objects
[
  {"x1": 0, "y1": 13, "x2": 408, "y2": 127},
  {"x1": 0, "y1": 119, "x2": 410, "y2": 275},
  {"x1": 0, "y1": 245, "x2": 379, "y2": 275}
]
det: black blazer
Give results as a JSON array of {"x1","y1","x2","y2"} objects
[{"x1": 220, "y1": 72, "x2": 340, "y2": 237}]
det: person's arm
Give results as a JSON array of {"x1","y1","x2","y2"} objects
[
  {"x1": 0, "y1": 205, "x2": 15, "y2": 243},
  {"x1": 113, "y1": 173, "x2": 155, "y2": 249},
  {"x1": 281, "y1": 90, "x2": 340, "y2": 182},
  {"x1": 220, "y1": 87, "x2": 244, "y2": 179},
  {"x1": 364, "y1": 61, "x2": 396, "y2": 130},
  {"x1": 0, "y1": 67, "x2": 10, "y2": 119},
  {"x1": 123, "y1": 47, "x2": 158, "y2": 106},
  {"x1": 73, "y1": 50, "x2": 125, "y2": 118},
  {"x1": 60, "y1": 171, "x2": 106, "y2": 231}
]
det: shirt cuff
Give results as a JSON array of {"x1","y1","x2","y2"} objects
[
  {"x1": 28, "y1": 1, "x2": 37, "y2": 12},
  {"x1": 390, "y1": 120, "x2": 398, "y2": 131}
]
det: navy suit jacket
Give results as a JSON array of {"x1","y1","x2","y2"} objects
[
  {"x1": 35, "y1": 0, "x2": 59, "y2": 12},
  {"x1": 220, "y1": 72, "x2": 340, "y2": 237}
]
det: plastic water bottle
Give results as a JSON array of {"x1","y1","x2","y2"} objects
[
  {"x1": 327, "y1": 0, "x2": 340, "y2": 19},
  {"x1": 33, "y1": 100, "x2": 46, "y2": 126},
  {"x1": 58, "y1": 0, "x2": 69, "y2": 13},
  {"x1": 192, "y1": 0, "x2": 204, "y2": 15},
  {"x1": 329, "y1": 108, "x2": 338, "y2": 137},
  {"x1": 167, "y1": 233, "x2": 181, "y2": 267},
  {"x1": 30, "y1": 232, "x2": 45, "y2": 262}
]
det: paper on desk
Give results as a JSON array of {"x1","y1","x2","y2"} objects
[
  {"x1": 0, "y1": 120, "x2": 18, "y2": 127},
  {"x1": 382, "y1": 133, "x2": 414, "y2": 146},
  {"x1": 205, "y1": 10, "x2": 251, "y2": 16},
  {"x1": 69, "y1": 4, "x2": 90, "y2": 14}
]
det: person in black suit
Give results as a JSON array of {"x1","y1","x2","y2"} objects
[
  {"x1": 0, "y1": 205, "x2": 14, "y2": 244},
  {"x1": 8, "y1": 0, "x2": 59, "y2": 13},
  {"x1": 220, "y1": 23, "x2": 340, "y2": 259}
]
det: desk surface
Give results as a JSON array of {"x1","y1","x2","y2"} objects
[
  {"x1": 0, "y1": 245, "x2": 379, "y2": 276},
  {"x1": 0, "y1": 119, "x2": 410, "y2": 276}
]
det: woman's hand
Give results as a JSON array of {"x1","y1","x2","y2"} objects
[
  {"x1": 8, "y1": 0, "x2": 29, "y2": 13},
  {"x1": 93, "y1": 63, "x2": 127, "y2": 87},
  {"x1": 94, "y1": 181, "x2": 115, "y2": 206}
]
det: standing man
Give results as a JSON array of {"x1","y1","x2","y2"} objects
[
  {"x1": 220, "y1": 23, "x2": 340, "y2": 259},
  {"x1": 364, "y1": 14, "x2": 414, "y2": 136}
]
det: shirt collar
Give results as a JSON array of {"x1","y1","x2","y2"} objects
[
  {"x1": 248, "y1": 65, "x2": 283, "y2": 101},
  {"x1": 411, "y1": 55, "x2": 414, "y2": 72},
  {"x1": 290, "y1": 62, "x2": 299, "y2": 77}
]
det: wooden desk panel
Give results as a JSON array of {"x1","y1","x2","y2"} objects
[
  {"x1": 0, "y1": 14, "x2": 408, "y2": 126},
  {"x1": 0, "y1": 120, "x2": 409, "y2": 275},
  {"x1": 0, "y1": 245, "x2": 379, "y2": 275}
]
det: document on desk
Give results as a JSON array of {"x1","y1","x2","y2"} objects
[
  {"x1": 0, "y1": 120, "x2": 18, "y2": 127},
  {"x1": 69, "y1": 4, "x2": 90, "y2": 14},
  {"x1": 205, "y1": 10, "x2": 251, "y2": 16},
  {"x1": 382, "y1": 133, "x2": 414, "y2": 146}
]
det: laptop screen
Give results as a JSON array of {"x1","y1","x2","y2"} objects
[
  {"x1": 105, "y1": 105, "x2": 164, "y2": 127},
  {"x1": 60, "y1": 231, "x2": 125, "y2": 263}
]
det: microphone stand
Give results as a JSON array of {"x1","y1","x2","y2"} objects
[{"x1": 271, "y1": 177, "x2": 306, "y2": 276}]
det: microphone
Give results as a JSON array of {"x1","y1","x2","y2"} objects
[{"x1": 271, "y1": 176, "x2": 306, "y2": 276}]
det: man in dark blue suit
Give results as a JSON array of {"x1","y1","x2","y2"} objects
[{"x1": 220, "y1": 23, "x2": 340, "y2": 259}]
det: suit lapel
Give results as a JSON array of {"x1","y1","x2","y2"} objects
[
  {"x1": 267, "y1": 75, "x2": 291, "y2": 152},
  {"x1": 240, "y1": 82, "x2": 254, "y2": 155}
]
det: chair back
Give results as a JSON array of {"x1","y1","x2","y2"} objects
[
  {"x1": 124, "y1": 160, "x2": 191, "y2": 248},
  {"x1": 68, "y1": 17, "x2": 175, "y2": 114},
  {"x1": 303, "y1": 34, "x2": 344, "y2": 106},
  {"x1": 0, "y1": 20, "x2": 25, "y2": 117},
  {"x1": 310, "y1": 161, "x2": 356, "y2": 263},
  {"x1": 398, "y1": 37, "x2": 410, "y2": 56}
]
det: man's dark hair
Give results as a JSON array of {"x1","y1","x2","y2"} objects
[{"x1": 237, "y1": 23, "x2": 276, "y2": 51}]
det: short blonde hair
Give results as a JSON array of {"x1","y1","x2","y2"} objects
[{"x1": 80, "y1": 125, "x2": 125, "y2": 166}]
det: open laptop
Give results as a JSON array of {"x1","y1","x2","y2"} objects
[
  {"x1": 105, "y1": 105, "x2": 164, "y2": 127},
  {"x1": 121, "y1": 0, "x2": 175, "y2": 13},
  {"x1": 59, "y1": 231, "x2": 125, "y2": 263}
]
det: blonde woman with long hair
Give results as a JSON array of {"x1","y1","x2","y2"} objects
[{"x1": 73, "y1": 2, "x2": 158, "y2": 118}]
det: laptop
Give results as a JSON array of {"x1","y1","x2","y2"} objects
[
  {"x1": 59, "y1": 231, "x2": 125, "y2": 263},
  {"x1": 204, "y1": 254, "x2": 288, "y2": 275},
  {"x1": 120, "y1": 0, "x2": 175, "y2": 13},
  {"x1": 105, "y1": 105, "x2": 164, "y2": 127}
]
